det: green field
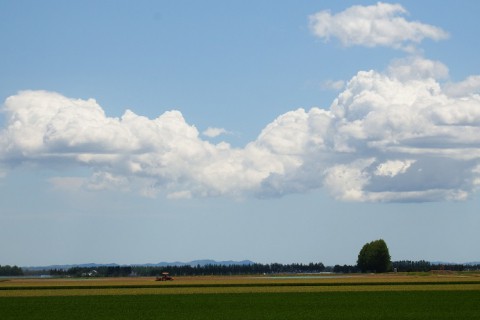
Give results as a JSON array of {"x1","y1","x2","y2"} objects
[
  {"x1": 1, "y1": 274, "x2": 479, "y2": 319},
  {"x1": 1, "y1": 291, "x2": 479, "y2": 319}
]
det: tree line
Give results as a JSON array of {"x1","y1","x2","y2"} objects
[
  {"x1": 3, "y1": 239, "x2": 478, "y2": 277},
  {"x1": 0, "y1": 265, "x2": 24, "y2": 276},
  {"x1": 3, "y1": 259, "x2": 479, "y2": 277},
  {"x1": 135, "y1": 262, "x2": 326, "y2": 277},
  {"x1": 46, "y1": 259, "x2": 479, "y2": 277},
  {"x1": 49, "y1": 266, "x2": 134, "y2": 277},
  {"x1": 331, "y1": 239, "x2": 480, "y2": 273},
  {"x1": 48, "y1": 262, "x2": 326, "y2": 277},
  {"x1": 331, "y1": 261, "x2": 480, "y2": 273}
]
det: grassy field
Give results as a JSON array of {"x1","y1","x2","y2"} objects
[
  {"x1": 1, "y1": 273, "x2": 479, "y2": 319},
  {"x1": 1, "y1": 291, "x2": 479, "y2": 319}
]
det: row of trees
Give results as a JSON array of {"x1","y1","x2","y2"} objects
[
  {"x1": 50, "y1": 266, "x2": 134, "y2": 277},
  {"x1": 392, "y1": 260, "x2": 433, "y2": 272},
  {"x1": 134, "y1": 262, "x2": 326, "y2": 277},
  {"x1": 0, "y1": 265, "x2": 23, "y2": 276},
  {"x1": 391, "y1": 260, "x2": 476, "y2": 272},
  {"x1": 5, "y1": 240, "x2": 478, "y2": 277},
  {"x1": 45, "y1": 259, "x2": 480, "y2": 277},
  {"x1": 48, "y1": 262, "x2": 326, "y2": 277},
  {"x1": 332, "y1": 261, "x2": 480, "y2": 273},
  {"x1": 336, "y1": 239, "x2": 479, "y2": 273}
]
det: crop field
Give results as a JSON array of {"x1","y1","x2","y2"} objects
[{"x1": 1, "y1": 273, "x2": 479, "y2": 319}]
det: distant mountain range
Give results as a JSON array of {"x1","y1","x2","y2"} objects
[
  {"x1": 23, "y1": 259, "x2": 255, "y2": 270},
  {"x1": 431, "y1": 261, "x2": 480, "y2": 266},
  {"x1": 22, "y1": 259, "x2": 480, "y2": 271}
]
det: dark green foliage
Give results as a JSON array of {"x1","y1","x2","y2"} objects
[
  {"x1": 133, "y1": 262, "x2": 325, "y2": 276},
  {"x1": 392, "y1": 260, "x2": 470, "y2": 272},
  {"x1": 332, "y1": 260, "x2": 476, "y2": 274},
  {"x1": 393, "y1": 260, "x2": 432, "y2": 272},
  {"x1": 48, "y1": 262, "x2": 326, "y2": 277},
  {"x1": 0, "y1": 265, "x2": 23, "y2": 276},
  {"x1": 357, "y1": 239, "x2": 392, "y2": 273},
  {"x1": 1, "y1": 291, "x2": 479, "y2": 320},
  {"x1": 43, "y1": 261, "x2": 479, "y2": 277},
  {"x1": 332, "y1": 264, "x2": 359, "y2": 273},
  {"x1": 50, "y1": 266, "x2": 133, "y2": 277}
]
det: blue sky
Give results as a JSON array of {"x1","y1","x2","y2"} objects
[{"x1": 1, "y1": 0, "x2": 479, "y2": 266}]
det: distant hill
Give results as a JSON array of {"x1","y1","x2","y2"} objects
[
  {"x1": 145, "y1": 259, "x2": 255, "y2": 267},
  {"x1": 430, "y1": 261, "x2": 480, "y2": 266},
  {"x1": 23, "y1": 260, "x2": 255, "y2": 270},
  {"x1": 23, "y1": 263, "x2": 120, "y2": 271}
]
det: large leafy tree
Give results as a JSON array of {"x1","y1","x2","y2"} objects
[{"x1": 357, "y1": 239, "x2": 392, "y2": 273}]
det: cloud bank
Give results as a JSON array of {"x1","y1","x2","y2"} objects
[
  {"x1": 309, "y1": 2, "x2": 448, "y2": 50},
  {"x1": 1, "y1": 56, "x2": 480, "y2": 202},
  {"x1": 1, "y1": 4, "x2": 477, "y2": 202}
]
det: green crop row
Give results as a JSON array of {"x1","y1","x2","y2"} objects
[
  {"x1": 2, "y1": 280, "x2": 480, "y2": 291},
  {"x1": 1, "y1": 291, "x2": 479, "y2": 319}
]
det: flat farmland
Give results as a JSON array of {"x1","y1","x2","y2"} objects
[
  {"x1": 1, "y1": 273, "x2": 479, "y2": 319},
  {"x1": 1, "y1": 272, "x2": 480, "y2": 296}
]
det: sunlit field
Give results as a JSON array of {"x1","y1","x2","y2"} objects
[{"x1": 1, "y1": 273, "x2": 479, "y2": 319}]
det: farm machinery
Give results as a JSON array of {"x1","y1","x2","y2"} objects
[{"x1": 155, "y1": 272, "x2": 173, "y2": 281}]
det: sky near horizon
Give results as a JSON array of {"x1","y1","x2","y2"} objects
[{"x1": 1, "y1": 1, "x2": 480, "y2": 267}]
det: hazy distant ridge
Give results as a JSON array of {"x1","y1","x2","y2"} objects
[
  {"x1": 430, "y1": 261, "x2": 480, "y2": 266},
  {"x1": 23, "y1": 260, "x2": 255, "y2": 270}
]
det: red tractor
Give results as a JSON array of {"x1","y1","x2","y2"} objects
[{"x1": 155, "y1": 272, "x2": 173, "y2": 281}]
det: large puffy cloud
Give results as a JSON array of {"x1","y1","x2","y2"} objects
[
  {"x1": 321, "y1": 57, "x2": 480, "y2": 201},
  {"x1": 2, "y1": 56, "x2": 480, "y2": 202},
  {"x1": 309, "y1": 2, "x2": 448, "y2": 50},
  {"x1": 0, "y1": 90, "x2": 299, "y2": 198}
]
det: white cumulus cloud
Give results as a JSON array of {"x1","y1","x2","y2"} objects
[
  {"x1": 2, "y1": 55, "x2": 480, "y2": 202},
  {"x1": 375, "y1": 159, "x2": 415, "y2": 177},
  {"x1": 202, "y1": 127, "x2": 229, "y2": 138},
  {"x1": 309, "y1": 2, "x2": 448, "y2": 50}
]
